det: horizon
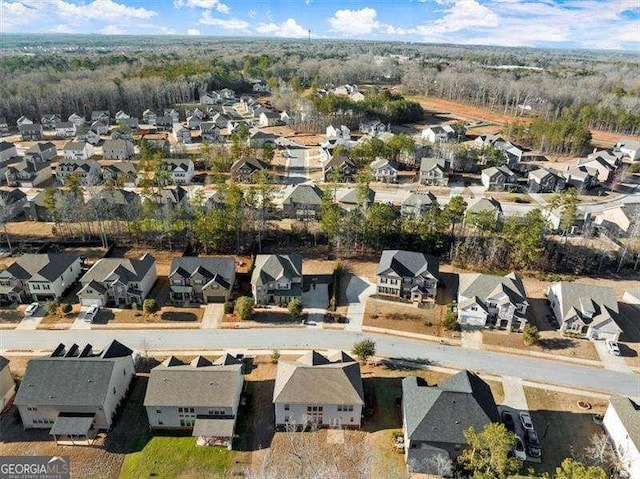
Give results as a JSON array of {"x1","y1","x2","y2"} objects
[{"x1": 1, "y1": 0, "x2": 638, "y2": 52}]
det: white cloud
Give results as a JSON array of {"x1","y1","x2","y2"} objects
[
  {"x1": 52, "y1": 0, "x2": 157, "y2": 20},
  {"x1": 99, "y1": 24, "x2": 124, "y2": 34},
  {"x1": 0, "y1": 2, "x2": 42, "y2": 30},
  {"x1": 50, "y1": 24, "x2": 74, "y2": 33},
  {"x1": 328, "y1": 7, "x2": 380, "y2": 35},
  {"x1": 199, "y1": 11, "x2": 250, "y2": 30},
  {"x1": 174, "y1": 0, "x2": 229, "y2": 13},
  {"x1": 188, "y1": 28, "x2": 201, "y2": 35},
  {"x1": 256, "y1": 18, "x2": 307, "y2": 37},
  {"x1": 427, "y1": 0, "x2": 499, "y2": 34}
]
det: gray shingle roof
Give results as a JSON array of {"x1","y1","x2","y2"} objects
[
  {"x1": 550, "y1": 282, "x2": 618, "y2": 321},
  {"x1": 458, "y1": 272, "x2": 527, "y2": 305},
  {"x1": 377, "y1": 250, "x2": 439, "y2": 279},
  {"x1": 273, "y1": 351, "x2": 364, "y2": 405},
  {"x1": 4, "y1": 253, "x2": 79, "y2": 282},
  {"x1": 169, "y1": 257, "x2": 235, "y2": 290},
  {"x1": 143, "y1": 361, "x2": 242, "y2": 407},
  {"x1": 608, "y1": 396, "x2": 640, "y2": 451},
  {"x1": 420, "y1": 157, "x2": 448, "y2": 171},
  {"x1": 282, "y1": 184, "x2": 323, "y2": 206},
  {"x1": 0, "y1": 355, "x2": 8, "y2": 371},
  {"x1": 252, "y1": 254, "x2": 302, "y2": 286},
  {"x1": 403, "y1": 371, "x2": 499, "y2": 443},
  {"x1": 79, "y1": 253, "x2": 155, "y2": 285}
]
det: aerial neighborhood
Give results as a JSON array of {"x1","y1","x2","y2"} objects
[{"x1": 0, "y1": 32, "x2": 639, "y2": 479}]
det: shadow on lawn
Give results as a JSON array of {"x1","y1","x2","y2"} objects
[
  {"x1": 539, "y1": 338, "x2": 576, "y2": 351},
  {"x1": 160, "y1": 311, "x2": 198, "y2": 322},
  {"x1": 235, "y1": 379, "x2": 275, "y2": 452},
  {"x1": 362, "y1": 377, "x2": 402, "y2": 432}
]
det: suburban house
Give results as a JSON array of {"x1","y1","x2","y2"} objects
[
  {"x1": 401, "y1": 192, "x2": 438, "y2": 219},
  {"x1": 91, "y1": 110, "x2": 110, "y2": 123},
  {"x1": 465, "y1": 197, "x2": 503, "y2": 223},
  {"x1": 161, "y1": 158, "x2": 195, "y2": 185},
  {"x1": 323, "y1": 156, "x2": 357, "y2": 182},
  {"x1": 87, "y1": 188, "x2": 142, "y2": 220},
  {"x1": 593, "y1": 203, "x2": 640, "y2": 238},
  {"x1": 421, "y1": 124, "x2": 456, "y2": 143},
  {"x1": 0, "y1": 253, "x2": 82, "y2": 304},
  {"x1": 142, "y1": 109, "x2": 157, "y2": 125},
  {"x1": 16, "y1": 116, "x2": 33, "y2": 127},
  {"x1": 402, "y1": 371, "x2": 499, "y2": 476},
  {"x1": 200, "y1": 92, "x2": 220, "y2": 105},
  {"x1": 14, "y1": 340, "x2": 135, "y2": 442},
  {"x1": 0, "y1": 356, "x2": 15, "y2": 411},
  {"x1": 143, "y1": 136, "x2": 171, "y2": 155},
  {"x1": 481, "y1": 165, "x2": 518, "y2": 191},
  {"x1": 155, "y1": 115, "x2": 174, "y2": 132},
  {"x1": 623, "y1": 289, "x2": 640, "y2": 310},
  {"x1": 0, "y1": 189, "x2": 27, "y2": 221},
  {"x1": 564, "y1": 165, "x2": 599, "y2": 191},
  {"x1": 173, "y1": 125, "x2": 192, "y2": 144},
  {"x1": 546, "y1": 282, "x2": 621, "y2": 341},
  {"x1": 102, "y1": 162, "x2": 138, "y2": 187},
  {"x1": 200, "y1": 122, "x2": 222, "y2": 143},
  {"x1": 0, "y1": 116, "x2": 9, "y2": 136},
  {"x1": 326, "y1": 124, "x2": 351, "y2": 141},
  {"x1": 251, "y1": 254, "x2": 302, "y2": 305},
  {"x1": 80, "y1": 128, "x2": 101, "y2": 145},
  {"x1": 5, "y1": 156, "x2": 52, "y2": 188},
  {"x1": 359, "y1": 120, "x2": 387, "y2": 136},
  {"x1": 281, "y1": 184, "x2": 324, "y2": 219},
  {"x1": 336, "y1": 186, "x2": 375, "y2": 211},
  {"x1": 19, "y1": 124, "x2": 44, "y2": 141},
  {"x1": 0, "y1": 141, "x2": 17, "y2": 162},
  {"x1": 168, "y1": 257, "x2": 236, "y2": 304},
  {"x1": 77, "y1": 253, "x2": 157, "y2": 307},
  {"x1": 63, "y1": 141, "x2": 94, "y2": 161},
  {"x1": 114, "y1": 110, "x2": 130, "y2": 121},
  {"x1": 145, "y1": 186, "x2": 189, "y2": 209},
  {"x1": 603, "y1": 396, "x2": 640, "y2": 479},
  {"x1": 40, "y1": 114, "x2": 62, "y2": 130},
  {"x1": 528, "y1": 167, "x2": 566, "y2": 193},
  {"x1": 90, "y1": 119, "x2": 109, "y2": 135},
  {"x1": 24, "y1": 189, "x2": 66, "y2": 222},
  {"x1": 164, "y1": 109, "x2": 180, "y2": 122},
  {"x1": 376, "y1": 250, "x2": 439, "y2": 303},
  {"x1": 370, "y1": 158, "x2": 398, "y2": 183},
  {"x1": 577, "y1": 156, "x2": 616, "y2": 183},
  {"x1": 186, "y1": 115, "x2": 202, "y2": 130},
  {"x1": 419, "y1": 157, "x2": 450, "y2": 186},
  {"x1": 457, "y1": 272, "x2": 529, "y2": 330},
  {"x1": 68, "y1": 113, "x2": 85, "y2": 127},
  {"x1": 252, "y1": 80, "x2": 270, "y2": 93},
  {"x1": 102, "y1": 139, "x2": 135, "y2": 160},
  {"x1": 144, "y1": 354, "x2": 244, "y2": 449},
  {"x1": 588, "y1": 149, "x2": 623, "y2": 169},
  {"x1": 27, "y1": 142, "x2": 57, "y2": 162},
  {"x1": 230, "y1": 158, "x2": 266, "y2": 183},
  {"x1": 273, "y1": 350, "x2": 364, "y2": 429},
  {"x1": 615, "y1": 138, "x2": 640, "y2": 160},
  {"x1": 55, "y1": 122, "x2": 76, "y2": 138},
  {"x1": 247, "y1": 130, "x2": 277, "y2": 148},
  {"x1": 56, "y1": 159, "x2": 102, "y2": 185},
  {"x1": 259, "y1": 110, "x2": 281, "y2": 127}
]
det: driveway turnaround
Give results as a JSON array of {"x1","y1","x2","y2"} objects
[
  {"x1": 2, "y1": 328, "x2": 639, "y2": 399},
  {"x1": 344, "y1": 276, "x2": 376, "y2": 332}
]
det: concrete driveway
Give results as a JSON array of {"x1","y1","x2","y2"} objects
[
  {"x1": 201, "y1": 303, "x2": 224, "y2": 329},
  {"x1": 594, "y1": 340, "x2": 632, "y2": 373},
  {"x1": 344, "y1": 275, "x2": 375, "y2": 332},
  {"x1": 15, "y1": 306, "x2": 45, "y2": 330},
  {"x1": 284, "y1": 147, "x2": 309, "y2": 185}
]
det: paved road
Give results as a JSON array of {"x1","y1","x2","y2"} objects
[
  {"x1": 283, "y1": 146, "x2": 309, "y2": 185},
  {"x1": 1, "y1": 328, "x2": 638, "y2": 398}
]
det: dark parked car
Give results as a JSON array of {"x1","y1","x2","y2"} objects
[
  {"x1": 501, "y1": 410, "x2": 515, "y2": 432},
  {"x1": 525, "y1": 429, "x2": 542, "y2": 458}
]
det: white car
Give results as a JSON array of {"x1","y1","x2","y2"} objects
[
  {"x1": 605, "y1": 340, "x2": 621, "y2": 356},
  {"x1": 83, "y1": 305, "x2": 100, "y2": 322},
  {"x1": 24, "y1": 302, "x2": 39, "y2": 317},
  {"x1": 519, "y1": 412, "x2": 534, "y2": 431},
  {"x1": 513, "y1": 435, "x2": 527, "y2": 460}
]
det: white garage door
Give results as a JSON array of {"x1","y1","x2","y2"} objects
[
  {"x1": 593, "y1": 331, "x2": 617, "y2": 341},
  {"x1": 460, "y1": 315, "x2": 485, "y2": 327},
  {"x1": 81, "y1": 298, "x2": 104, "y2": 307}
]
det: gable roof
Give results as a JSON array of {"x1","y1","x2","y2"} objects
[
  {"x1": 79, "y1": 253, "x2": 155, "y2": 285},
  {"x1": 169, "y1": 257, "x2": 235, "y2": 290},
  {"x1": 273, "y1": 351, "x2": 364, "y2": 405},
  {"x1": 3, "y1": 254, "x2": 79, "y2": 282},
  {"x1": 608, "y1": 396, "x2": 640, "y2": 451},
  {"x1": 230, "y1": 158, "x2": 265, "y2": 176},
  {"x1": 459, "y1": 272, "x2": 527, "y2": 304},
  {"x1": 402, "y1": 192, "x2": 437, "y2": 208},
  {"x1": 420, "y1": 157, "x2": 448, "y2": 171},
  {"x1": 466, "y1": 197, "x2": 502, "y2": 214},
  {"x1": 403, "y1": 370, "x2": 499, "y2": 443},
  {"x1": 252, "y1": 254, "x2": 302, "y2": 286},
  {"x1": 282, "y1": 184, "x2": 323, "y2": 206},
  {"x1": 377, "y1": 250, "x2": 439, "y2": 279},
  {"x1": 549, "y1": 281, "x2": 619, "y2": 322}
]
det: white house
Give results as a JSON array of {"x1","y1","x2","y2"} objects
[
  {"x1": 55, "y1": 122, "x2": 76, "y2": 138},
  {"x1": 421, "y1": 124, "x2": 456, "y2": 143},
  {"x1": 603, "y1": 396, "x2": 640, "y2": 479},
  {"x1": 68, "y1": 113, "x2": 85, "y2": 127},
  {"x1": 273, "y1": 351, "x2": 364, "y2": 429},
  {"x1": 326, "y1": 124, "x2": 351, "y2": 141},
  {"x1": 0, "y1": 356, "x2": 16, "y2": 411},
  {"x1": 63, "y1": 141, "x2": 94, "y2": 161},
  {"x1": 616, "y1": 138, "x2": 640, "y2": 161},
  {"x1": 162, "y1": 158, "x2": 195, "y2": 185},
  {"x1": 370, "y1": 158, "x2": 398, "y2": 183}
]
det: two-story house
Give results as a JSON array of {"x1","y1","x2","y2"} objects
[
  {"x1": 68, "y1": 113, "x2": 86, "y2": 127},
  {"x1": 91, "y1": 111, "x2": 110, "y2": 124},
  {"x1": 603, "y1": 396, "x2": 640, "y2": 479},
  {"x1": 259, "y1": 110, "x2": 281, "y2": 127},
  {"x1": 251, "y1": 254, "x2": 302, "y2": 305},
  {"x1": 359, "y1": 120, "x2": 387, "y2": 137},
  {"x1": 481, "y1": 165, "x2": 518, "y2": 191},
  {"x1": 323, "y1": 156, "x2": 357, "y2": 183},
  {"x1": 370, "y1": 158, "x2": 398, "y2": 183},
  {"x1": 281, "y1": 184, "x2": 324, "y2": 220},
  {"x1": 593, "y1": 203, "x2": 640, "y2": 238},
  {"x1": 273, "y1": 350, "x2": 364, "y2": 430},
  {"x1": 76, "y1": 253, "x2": 157, "y2": 307},
  {"x1": 326, "y1": 124, "x2": 351, "y2": 141},
  {"x1": 577, "y1": 156, "x2": 616, "y2": 183},
  {"x1": 142, "y1": 109, "x2": 157, "y2": 125},
  {"x1": 421, "y1": 124, "x2": 456, "y2": 143},
  {"x1": 144, "y1": 354, "x2": 243, "y2": 449},
  {"x1": 56, "y1": 159, "x2": 102, "y2": 185},
  {"x1": 0, "y1": 189, "x2": 27, "y2": 222},
  {"x1": 173, "y1": 125, "x2": 192, "y2": 144},
  {"x1": 155, "y1": 115, "x2": 174, "y2": 132},
  {"x1": 63, "y1": 141, "x2": 94, "y2": 161},
  {"x1": 14, "y1": 340, "x2": 135, "y2": 442},
  {"x1": 402, "y1": 371, "x2": 499, "y2": 476},
  {"x1": 19, "y1": 124, "x2": 44, "y2": 141},
  {"x1": 26, "y1": 142, "x2": 57, "y2": 162},
  {"x1": 0, "y1": 253, "x2": 81, "y2": 305},
  {"x1": 102, "y1": 139, "x2": 135, "y2": 160},
  {"x1": 5, "y1": 156, "x2": 52, "y2": 188},
  {"x1": 162, "y1": 158, "x2": 195, "y2": 185},
  {"x1": 546, "y1": 282, "x2": 621, "y2": 341},
  {"x1": 87, "y1": 188, "x2": 142, "y2": 221},
  {"x1": 401, "y1": 192, "x2": 438, "y2": 219},
  {"x1": 376, "y1": 250, "x2": 439, "y2": 303},
  {"x1": 0, "y1": 356, "x2": 15, "y2": 411},
  {"x1": 102, "y1": 162, "x2": 139, "y2": 187},
  {"x1": 465, "y1": 197, "x2": 504, "y2": 225},
  {"x1": 528, "y1": 167, "x2": 566, "y2": 193},
  {"x1": 40, "y1": 114, "x2": 62, "y2": 130},
  {"x1": 457, "y1": 272, "x2": 529, "y2": 331},
  {"x1": 0, "y1": 141, "x2": 17, "y2": 162},
  {"x1": 615, "y1": 138, "x2": 640, "y2": 161},
  {"x1": 419, "y1": 157, "x2": 450, "y2": 186},
  {"x1": 247, "y1": 130, "x2": 277, "y2": 148},
  {"x1": 55, "y1": 122, "x2": 76, "y2": 138},
  {"x1": 168, "y1": 257, "x2": 236, "y2": 304},
  {"x1": 564, "y1": 165, "x2": 599, "y2": 191},
  {"x1": 230, "y1": 158, "x2": 266, "y2": 183}
]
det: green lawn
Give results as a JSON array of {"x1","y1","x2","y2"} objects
[{"x1": 120, "y1": 434, "x2": 233, "y2": 479}]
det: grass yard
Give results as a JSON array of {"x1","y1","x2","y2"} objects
[
  {"x1": 524, "y1": 387, "x2": 608, "y2": 475},
  {"x1": 0, "y1": 307, "x2": 22, "y2": 324},
  {"x1": 482, "y1": 330, "x2": 600, "y2": 362},
  {"x1": 363, "y1": 298, "x2": 456, "y2": 338},
  {"x1": 120, "y1": 435, "x2": 233, "y2": 479}
]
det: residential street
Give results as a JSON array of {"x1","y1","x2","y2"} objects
[{"x1": 1, "y1": 328, "x2": 638, "y2": 399}]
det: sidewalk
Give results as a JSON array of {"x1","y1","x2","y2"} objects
[{"x1": 362, "y1": 325, "x2": 461, "y2": 346}]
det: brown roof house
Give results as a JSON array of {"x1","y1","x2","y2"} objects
[
  {"x1": 273, "y1": 351, "x2": 364, "y2": 430},
  {"x1": 144, "y1": 354, "x2": 244, "y2": 449}
]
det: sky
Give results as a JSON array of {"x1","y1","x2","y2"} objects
[{"x1": 1, "y1": 0, "x2": 639, "y2": 51}]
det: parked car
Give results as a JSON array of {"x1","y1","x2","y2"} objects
[
  {"x1": 519, "y1": 412, "x2": 534, "y2": 431},
  {"x1": 605, "y1": 340, "x2": 621, "y2": 356},
  {"x1": 525, "y1": 429, "x2": 542, "y2": 458},
  {"x1": 501, "y1": 411, "x2": 515, "y2": 432},
  {"x1": 24, "y1": 302, "x2": 39, "y2": 317},
  {"x1": 513, "y1": 435, "x2": 527, "y2": 460},
  {"x1": 83, "y1": 305, "x2": 100, "y2": 322}
]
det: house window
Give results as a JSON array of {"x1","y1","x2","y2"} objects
[
  {"x1": 113, "y1": 387, "x2": 117, "y2": 395},
  {"x1": 284, "y1": 404, "x2": 290, "y2": 411},
  {"x1": 158, "y1": 420, "x2": 164, "y2": 425},
  {"x1": 156, "y1": 409, "x2": 161, "y2": 414},
  {"x1": 123, "y1": 369, "x2": 127, "y2": 376}
]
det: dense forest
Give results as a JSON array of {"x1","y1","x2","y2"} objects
[{"x1": 1, "y1": 35, "x2": 638, "y2": 134}]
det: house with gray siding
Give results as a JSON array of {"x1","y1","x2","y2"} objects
[
  {"x1": 419, "y1": 157, "x2": 449, "y2": 186},
  {"x1": 169, "y1": 257, "x2": 236, "y2": 304},
  {"x1": 273, "y1": 351, "x2": 364, "y2": 429},
  {"x1": 102, "y1": 139, "x2": 135, "y2": 160},
  {"x1": 251, "y1": 254, "x2": 302, "y2": 305},
  {"x1": 0, "y1": 356, "x2": 16, "y2": 412},
  {"x1": 0, "y1": 189, "x2": 27, "y2": 222},
  {"x1": 376, "y1": 250, "x2": 439, "y2": 303},
  {"x1": 281, "y1": 184, "x2": 323, "y2": 219}
]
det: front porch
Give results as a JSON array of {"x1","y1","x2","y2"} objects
[
  {"x1": 50, "y1": 413, "x2": 98, "y2": 446},
  {"x1": 192, "y1": 416, "x2": 235, "y2": 450}
]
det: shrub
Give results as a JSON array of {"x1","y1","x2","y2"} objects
[
  {"x1": 442, "y1": 303, "x2": 458, "y2": 331},
  {"x1": 234, "y1": 296, "x2": 254, "y2": 321},
  {"x1": 287, "y1": 298, "x2": 303, "y2": 320},
  {"x1": 143, "y1": 299, "x2": 158, "y2": 314},
  {"x1": 61, "y1": 303, "x2": 73, "y2": 315},
  {"x1": 45, "y1": 301, "x2": 59, "y2": 316},
  {"x1": 523, "y1": 324, "x2": 541, "y2": 346},
  {"x1": 271, "y1": 350, "x2": 281, "y2": 363},
  {"x1": 352, "y1": 339, "x2": 376, "y2": 362},
  {"x1": 224, "y1": 301, "x2": 234, "y2": 314}
]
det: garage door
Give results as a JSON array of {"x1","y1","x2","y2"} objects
[
  {"x1": 459, "y1": 315, "x2": 485, "y2": 327},
  {"x1": 205, "y1": 296, "x2": 226, "y2": 303},
  {"x1": 593, "y1": 331, "x2": 617, "y2": 341},
  {"x1": 81, "y1": 298, "x2": 104, "y2": 307}
]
